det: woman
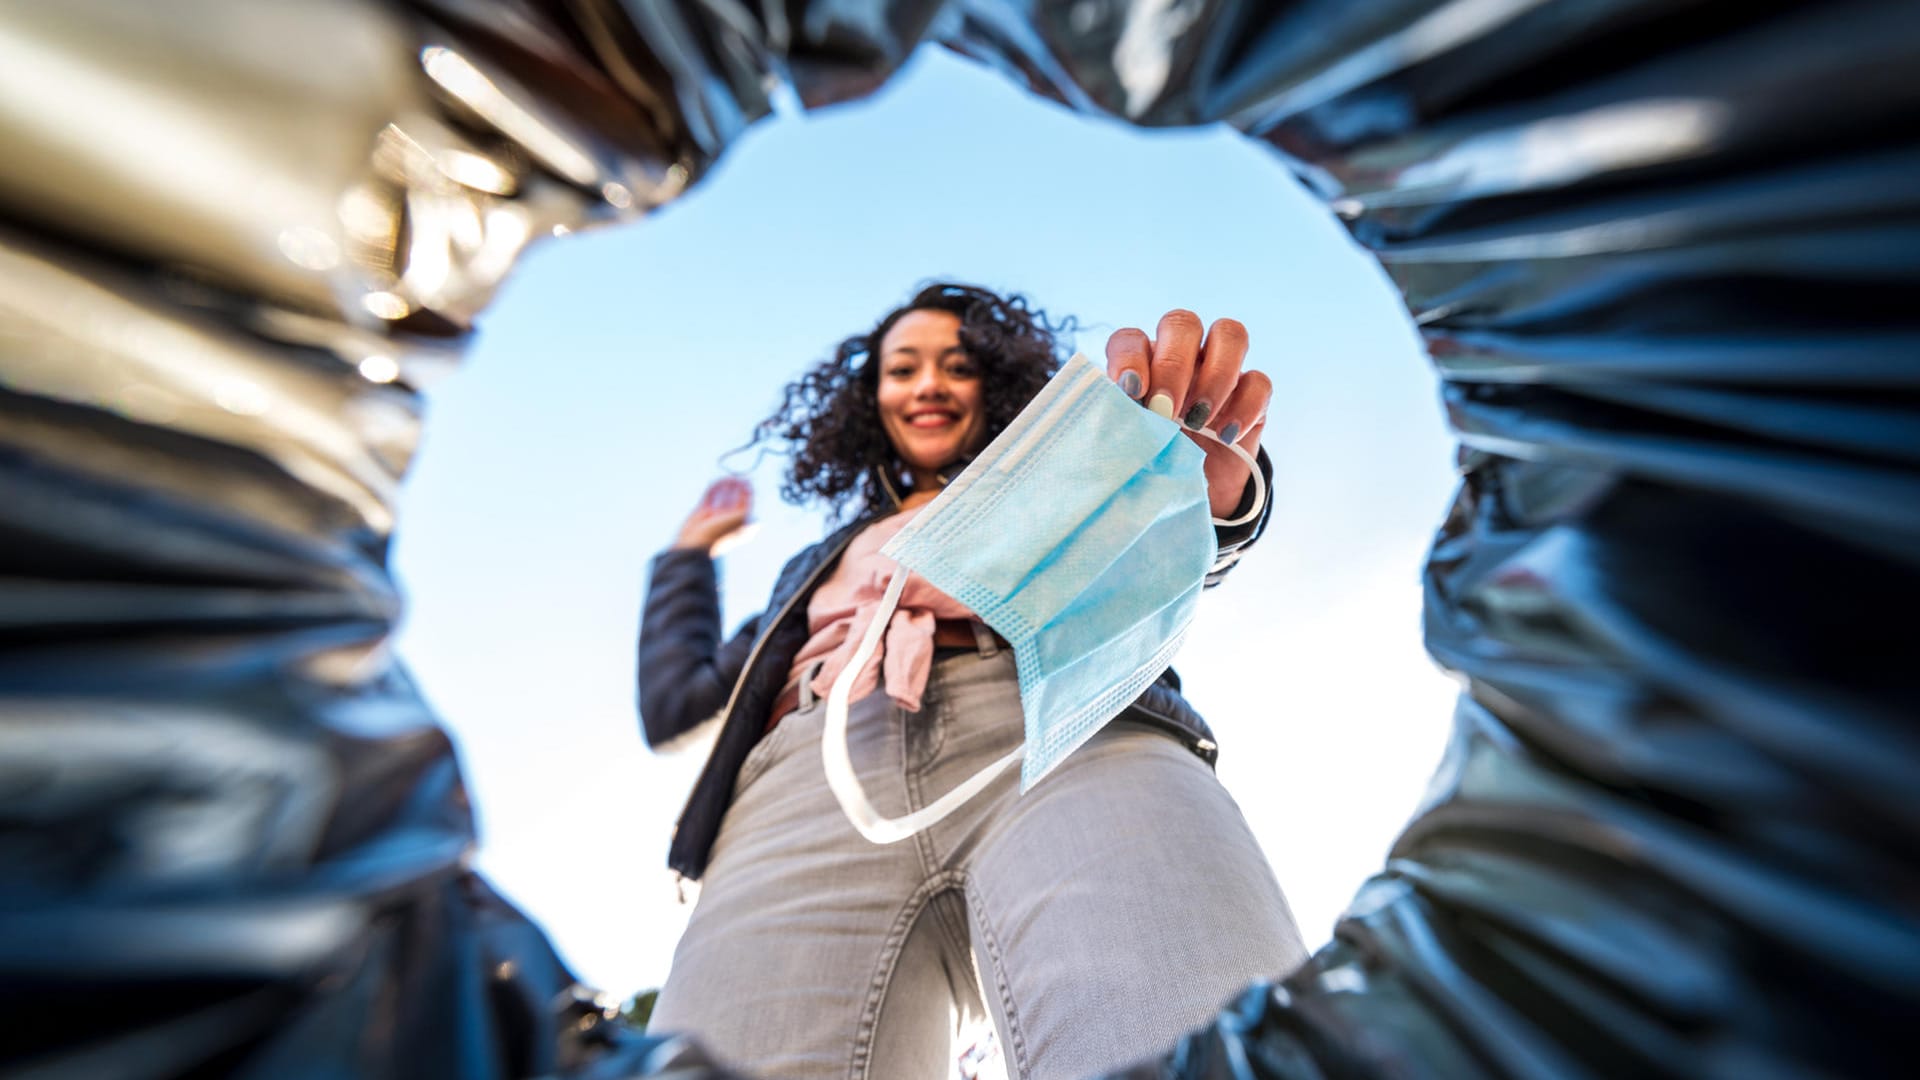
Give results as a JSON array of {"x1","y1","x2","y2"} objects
[{"x1": 638, "y1": 284, "x2": 1304, "y2": 1080}]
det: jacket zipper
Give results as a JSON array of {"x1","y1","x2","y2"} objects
[{"x1": 670, "y1": 528, "x2": 862, "y2": 895}]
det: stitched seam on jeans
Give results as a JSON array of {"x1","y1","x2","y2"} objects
[
  {"x1": 851, "y1": 870, "x2": 968, "y2": 1080},
  {"x1": 911, "y1": 654, "x2": 1014, "y2": 889},
  {"x1": 905, "y1": 703, "x2": 949, "y2": 890},
  {"x1": 907, "y1": 663, "x2": 952, "y2": 775},
  {"x1": 962, "y1": 875, "x2": 1032, "y2": 1079},
  {"x1": 922, "y1": 873, "x2": 974, "y2": 976}
]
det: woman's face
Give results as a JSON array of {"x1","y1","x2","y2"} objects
[{"x1": 875, "y1": 309, "x2": 986, "y2": 476}]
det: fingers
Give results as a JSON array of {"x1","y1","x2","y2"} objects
[
  {"x1": 1104, "y1": 328, "x2": 1150, "y2": 401},
  {"x1": 1105, "y1": 313, "x2": 1252, "y2": 432},
  {"x1": 675, "y1": 479, "x2": 754, "y2": 552},
  {"x1": 1183, "y1": 318, "x2": 1246, "y2": 433},
  {"x1": 1209, "y1": 367, "x2": 1270, "y2": 447},
  {"x1": 1202, "y1": 416, "x2": 1266, "y2": 518},
  {"x1": 702, "y1": 476, "x2": 752, "y2": 514},
  {"x1": 1145, "y1": 309, "x2": 1203, "y2": 421}
]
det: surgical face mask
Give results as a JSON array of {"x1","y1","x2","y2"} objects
[{"x1": 822, "y1": 353, "x2": 1266, "y2": 843}]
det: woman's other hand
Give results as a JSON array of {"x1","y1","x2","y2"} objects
[
  {"x1": 674, "y1": 477, "x2": 754, "y2": 554},
  {"x1": 1105, "y1": 311, "x2": 1270, "y2": 518}
]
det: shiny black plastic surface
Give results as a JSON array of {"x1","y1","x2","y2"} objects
[{"x1": 2, "y1": 1, "x2": 1912, "y2": 1076}]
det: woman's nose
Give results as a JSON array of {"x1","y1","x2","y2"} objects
[{"x1": 913, "y1": 370, "x2": 950, "y2": 398}]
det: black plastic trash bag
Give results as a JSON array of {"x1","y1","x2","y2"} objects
[{"x1": 2, "y1": 1, "x2": 1913, "y2": 1076}]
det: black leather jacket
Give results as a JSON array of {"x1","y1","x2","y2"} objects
[{"x1": 638, "y1": 449, "x2": 1275, "y2": 881}]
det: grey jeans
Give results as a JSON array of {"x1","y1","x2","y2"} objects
[{"x1": 650, "y1": 647, "x2": 1306, "y2": 1080}]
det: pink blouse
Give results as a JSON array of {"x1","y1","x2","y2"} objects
[{"x1": 781, "y1": 508, "x2": 975, "y2": 716}]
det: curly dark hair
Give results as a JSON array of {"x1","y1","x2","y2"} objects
[{"x1": 746, "y1": 283, "x2": 1075, "y2": 521}]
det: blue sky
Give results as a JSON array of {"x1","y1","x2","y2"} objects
[{"x1": 393, "y1": 47, "x2": 1459, "y2": 998}]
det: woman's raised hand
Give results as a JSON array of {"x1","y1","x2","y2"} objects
[
  {"x1": 1105, "y1": 310, "x2": 1270, "y2": 518},
  {"x1": 674, "y1": 477, "x2": 754, "y2": 554}
]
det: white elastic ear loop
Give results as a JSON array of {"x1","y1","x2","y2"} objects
[
  {"x1": 821, "y1": 565, "x2": 1024, "y2": 844},
  {"x1": 1197, "y1": 428, "x2": 1267, "y2": 528}
]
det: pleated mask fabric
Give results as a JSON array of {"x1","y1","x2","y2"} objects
[{"x1": 822, "y1": 354, "x2": 1264, "y2": 843}]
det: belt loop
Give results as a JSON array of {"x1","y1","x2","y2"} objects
[
  {"x1": 797, "y1": 659, "x2": 824, "y2": 711},
  {"x1": 969, "y1": 620, "x2": 1000, "y2": 658}
]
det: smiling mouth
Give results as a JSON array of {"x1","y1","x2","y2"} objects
[{"x1": 905, "y1": 412, "x2": 959, "y2": 429}]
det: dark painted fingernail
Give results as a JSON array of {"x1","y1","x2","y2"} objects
[
  {"x1": 1119, "y1": 371, "x2": 1144, "y2": 399},
  {"x1": 1183, "y1": 400, "x2": 1213, "y2": 431},
  {"x1": 1218, "y1": 420, "x2": 1241, "y2": 445}
]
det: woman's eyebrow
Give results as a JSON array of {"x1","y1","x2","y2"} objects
[{"x1": 884, "y1": 344, "x2": 965, "y2": 358}]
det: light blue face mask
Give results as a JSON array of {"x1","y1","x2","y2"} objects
[{"x1": 822, "y1": 353, "x2": 1266, "y2": 843}]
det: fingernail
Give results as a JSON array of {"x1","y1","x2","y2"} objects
[
  {"x1": 1119, "y1": 371, "x2": 1144, "y2": 399},
  {"x1": 1147, "y1": 392, "x2": 1175, "y2": 420},
  {"x1": 1218, "y1": 420, "x2": 1241, "y2": 445},
  {"x1": 1183, "y1": 400, "x2": 1212, "y2": 431}
]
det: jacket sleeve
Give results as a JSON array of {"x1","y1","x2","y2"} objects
[
  {"x1": 637, "y1": 548, "x2": 763, "y2": 751},
  {"x1": 1204, "y1": 444, "x2": 1276, "y2": 588}
]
